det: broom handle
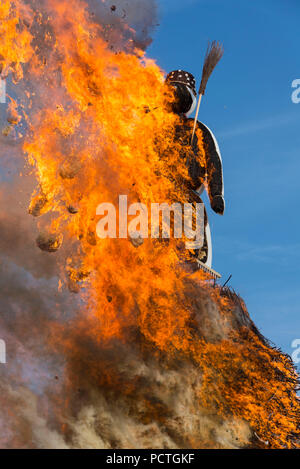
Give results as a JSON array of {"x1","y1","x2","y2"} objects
[{"x1": 190, "y1": 93, "x2": 203, "y2": 146}]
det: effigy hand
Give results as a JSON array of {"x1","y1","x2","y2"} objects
[{"x1": 211, "y1": 195, "x2": 225, "y2": 215}]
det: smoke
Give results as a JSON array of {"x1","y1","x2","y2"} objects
[
  {"x1": 54, "y1": 288, "x2": 254, "y2": 449},
  {"x1": 87, "y1": 0, "x2": 158, "y2": 51}
]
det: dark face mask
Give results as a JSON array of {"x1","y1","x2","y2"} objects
[{"x1": 170, "y1": 83, "x2": 194, "y2": 115}]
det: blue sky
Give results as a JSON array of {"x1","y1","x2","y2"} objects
[{"x1": 149, "y1": 0, "x2": 300, "y2": 356}]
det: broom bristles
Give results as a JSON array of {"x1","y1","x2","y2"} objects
[
  {"x1": 190, "y1": 40, "x2": 224, "y2": 146},
  {"x1": 199, "y1": 40, "x2": 224, "y2": 95}
]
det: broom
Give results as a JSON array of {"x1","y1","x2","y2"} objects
[{"x1": 190, "y1": 41, "x2": 224, "y2": 146}]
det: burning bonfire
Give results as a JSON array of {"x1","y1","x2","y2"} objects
[{"x1": 0, "y1": 0, "x2": 299, "y2": 449}]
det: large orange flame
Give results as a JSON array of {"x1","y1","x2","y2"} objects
[{"x1": 1, "y1": 0, "x2": 299, "y2": 449}]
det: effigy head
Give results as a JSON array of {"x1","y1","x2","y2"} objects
[{"x1": 166, "y1": 70, "x2": 197, "y2": 116}]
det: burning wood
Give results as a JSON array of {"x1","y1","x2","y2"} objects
[
  {"x1": 129, "y1": 232, "x2": 144, "y2": 248},
  {"x1": 28, "y1": 194, "x2": 48, "y2": 217},
  {"x1": 86, "y1": 229, "x2": 97, "y2": 246},
  {"x1": 2, "y1": 124, "x2": 12, "y2": 136},
  {"x1": 59, "y1": 159, "x2": 82, "y2": 180},
  {"x1": 36, "y1": 232, "x2": 63, "y2": 253},
  {"x1": 67, "y1": 268, "x2": 90, "y2": 293},
  {"x1": 7, "y1": 111, "x2": 19, "y2": 125},
  {"x1": 67, "y1": 205, "x2": 79, "y2": 214},
  {"x1": 6, "y1": 98, "x2": 20, "y2": 125}
]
